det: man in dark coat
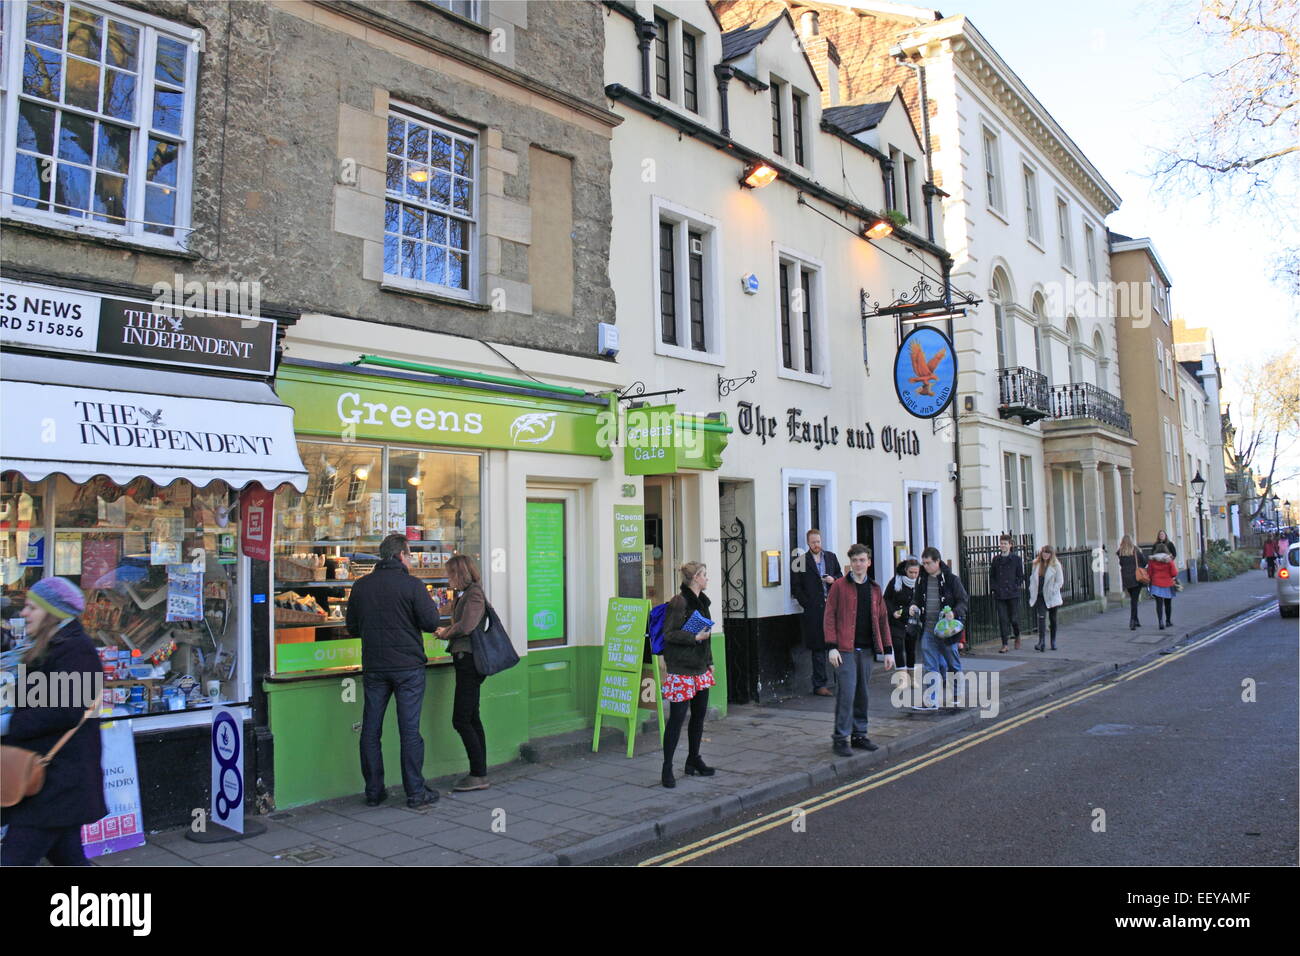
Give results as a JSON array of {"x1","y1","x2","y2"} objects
[
  {"x1": 990, "y1": 534, "x2": 1025, "y2": 652},
  {"x1": 347, "y1": 533, "x2": 444, "y2": 808},
  {"x1": 2, "y1": 577, "x2": 106, "y2": 866},
  {"x1": 791, "y1": 529, "x2": 842, "y2": 696}
]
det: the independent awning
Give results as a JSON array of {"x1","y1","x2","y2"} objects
[{"x1": 1, "y1": 352, "x2": 309, "y2": 492}]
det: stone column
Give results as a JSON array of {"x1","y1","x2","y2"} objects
[{"x1": 1079, "y1": 456, "x2": 1106, "y2": 606}]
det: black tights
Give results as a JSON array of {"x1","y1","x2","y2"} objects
[
  {"x1": 662, "y1": 688, "x2": 709, "y2": 768},
  {"x1": 1128, "y1": 587, "x2": 1142, "y2": 624},
  {"x1": 1155, "y1": 596, "x2": 1173, "y2": 626}
]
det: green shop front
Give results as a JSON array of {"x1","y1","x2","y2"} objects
[{"x1": 266, "y1": 360, "x2": 730, "y2": 808}]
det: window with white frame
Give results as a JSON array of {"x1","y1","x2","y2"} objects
[
  {"x1": 1003, "y1": 452, "x2": 1017, "y2": 532},
  {"x1": 785, "y1": 470, "x2": 834, "y2": 610},
  {"x1": 384, "y1": 105, "x2": 477, "y2": 298},
  {"x1": 1084, "y1": 222, "x2": 1098, "y2": 283},
  {"x1": 905, "y1": 485, "x2": 939, "y2": 557},
  {"x1": 1023, "y1": 163, "x2": 1041, "y2": 243},
  {"x1": 1056, "y1": 196, "x2": 1073, "y2": 271},
  {"x1": 1019, "y1": 455, "x2": 1035, "y2": 537},
  {"x1": 992, "y1": 268, "x2": 1013, "y2": 370},
  {"x1": 770, "y1": 78, "x2": 784, "y2": 157},
  {"x1": 3, "y1": 0, "x2": 198, "y2": 246},
  {"x1": 427, "y1": 1, "x2": 482, "y2": 22},
  {"x1": 982, "y1": 126, "x2": 1003, "y2": 211},
  {"x1": 776, "y1": 249, "x2": 824, "y2": 379},
  {"x1": 654, "y1": 198, "x2": 720, "y2": 361},
  {"x1": 792, "y1": 90, "x2": 806, "y2": 166},
  {"x1": 650, "y1": 13, "x2": 703, "y2": 116},
  {"x1": 1155, "y1": 339, "x2": 1166, "y2": 393}
]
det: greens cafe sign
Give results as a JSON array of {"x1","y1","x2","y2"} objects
[{"x1": 279, "y1": 367, "x2": 612, "y2": 458}]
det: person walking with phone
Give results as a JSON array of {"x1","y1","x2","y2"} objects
[
  {"x1": 1028, "y1": 545, "x2": 1064, "y2": 651},
  {"x1": 1, "y1": 578, "x2": 106, "y2": 866},
  {"x1": 660, "y1": 562, "x2": 715, "y2": 788},
  {"x1": 436, "y1": 554, "x2": 489, "y2": 793},
  {"x1": 823, "y1": 545, "x2": 894, "y2": 756}
]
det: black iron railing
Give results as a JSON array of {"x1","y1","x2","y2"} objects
[
  {"x1": 997, "y1": 367, "x2": 1051, "y2": 420},
  {"x1": 1049, "y1": 382, "x2": 1132, "y2": 434},
  {"x1": 959, "y1": 537, "x2": 1098, "y2": 646}
]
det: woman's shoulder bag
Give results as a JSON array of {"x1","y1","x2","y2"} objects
[
  {"x1": 1, "y1": 704, "x2": 96, "y2": 808},
  {"x1": 471, "y1": 602, "x2": 520, "y2": 677}
]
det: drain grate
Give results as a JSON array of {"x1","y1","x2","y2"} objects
[{"x1": 282, "y1": 844, "x2": 337, "y2": 864}]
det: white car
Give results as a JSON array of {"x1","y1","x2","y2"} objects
[{"x1": 1279, "y1": 543, "x2": 1299, "y2": 618}]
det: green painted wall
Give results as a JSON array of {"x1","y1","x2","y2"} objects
[{"x1": 265, "y1": 638, "x2": 728, "y2": 808}]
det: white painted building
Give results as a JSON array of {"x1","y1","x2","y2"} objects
[
  {"x1": 889, "y1": 14, "x2": 1135, "y2": 596},
  {"x1": 604, "y1": 1, "x2": 960, "y2": 698}
]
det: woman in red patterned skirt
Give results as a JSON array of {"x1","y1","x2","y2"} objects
[{"x1": 660, "y1": 561, "x2": 716, "y2": 788}]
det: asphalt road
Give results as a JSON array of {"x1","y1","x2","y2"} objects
[{"x1": 614, "y1": 606, "x2": 1298, "y2": 866}]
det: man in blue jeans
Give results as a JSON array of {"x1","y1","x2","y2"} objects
[
  {"x1": 346, "y1": 533, "x2": 444, "y2": 808},
  {"x1": 823, "y1": 544, "x2": 895, "y2": 756},
  {"x1": 911, "y1": 546, "x2": 970, "y2": 710}
]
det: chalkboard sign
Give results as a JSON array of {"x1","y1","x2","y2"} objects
[{"x1": 617, "y1": 551, "x2": 644, "y2": 600}]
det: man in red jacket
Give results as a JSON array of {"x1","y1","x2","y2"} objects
[{"x1": 824, "y1": 544, "x2": 895, "y2": 757}]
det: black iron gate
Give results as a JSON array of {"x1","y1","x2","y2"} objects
[{"x1": 720, "y1": 517, "x2": 757, "y2": 703}]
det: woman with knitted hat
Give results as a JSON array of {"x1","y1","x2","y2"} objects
[{"x1": 1, "y1": 577, "x2": 107, "y2": 866}]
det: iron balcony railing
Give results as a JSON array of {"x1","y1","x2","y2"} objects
[
  {"x1": 1049, "y1": 381, "x2": 1132, "y2": 434},
  {"x1": 997, "y1": 366, "x2": 1051, "y2": 422}
]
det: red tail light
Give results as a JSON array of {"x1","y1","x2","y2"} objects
[{"x1": 1280, "y1": 567, "x2": 1291, "y2": 579}]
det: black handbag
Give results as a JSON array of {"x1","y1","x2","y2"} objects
[{"x1": 471, "y1": 602, "x2": 520, "y2": 677}]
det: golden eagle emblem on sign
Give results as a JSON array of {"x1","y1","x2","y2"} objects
[{"x1": 908, "y1": 341, "x2": 947, "y2": 397}]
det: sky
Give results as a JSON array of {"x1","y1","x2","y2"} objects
[{"x1": 931, "y1": 0, "x2": 1299, "y2": 500}]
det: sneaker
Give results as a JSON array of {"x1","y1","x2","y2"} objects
[
  {"x1": 850, "y1": 736, "x2": 878, "y2": 751},
  {"x1": 407, "y1": 788, "x2": 439, "y2": 809},
  {"x1": 832, "y1": 740, "x2": 853, "y2": 757},
  {"x1": 453, "y1": 775, "x2": 490, "y2": 792},
  {"x1": 364, "y1": 790, "x2": 388, "y2": 808}
]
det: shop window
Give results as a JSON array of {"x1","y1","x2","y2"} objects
[
  {"x1": 270, "y1": 442, "x2": 482, "y2": 676},
  {"x1": 383, "y1": 104, "x2": 477, "y2": 299},
  {"x1": 3, "y1": 471, "x2": 244, "y2": 717},
  {"x1": 2, "y1": 0, "x2": 198, "y2": 246}
]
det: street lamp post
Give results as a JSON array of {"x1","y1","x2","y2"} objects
[{"x1": 1192, "y1": 470, "x2": 1207, "y2": 583}]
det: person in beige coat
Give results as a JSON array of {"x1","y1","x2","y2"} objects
[{"x1": 1027, "y1": 545, "x2": 1064, "y2": 651}]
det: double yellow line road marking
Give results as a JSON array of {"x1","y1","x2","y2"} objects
[{"x1": 639, "y1": 603, "x2": 1277, "y2": 866}]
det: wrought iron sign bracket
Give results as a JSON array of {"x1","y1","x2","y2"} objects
[
  {"x1": 718, "y1": 370, "x2": 757, "y2": 399},
  {"x1": 860, "y1": 278, "x2": 981, "y2": 322},
  {"x1": 617, "y1": 381, "x2": 685, "y2": 404}
]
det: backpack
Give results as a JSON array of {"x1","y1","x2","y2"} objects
[{"x1": 646, "y1": 601, "x2": 670, "y2": 655}]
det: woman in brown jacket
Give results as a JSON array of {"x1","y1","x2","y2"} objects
[{"x1": 436, "y1": 555, "x2": 489, "y2": 792}]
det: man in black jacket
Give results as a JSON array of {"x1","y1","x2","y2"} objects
[
  {"x1": 911, "y1": 547, "x2": 971, "y2": 710},
  {"x1": 990, "y1": 534, "x2": 1025, "y2": 652},
  {"x1": 347, "y1": 533, "x2": 443, "y2": 808},
  {"x1": 791, "y1": 530, "x2": 842, "y2": 696}
]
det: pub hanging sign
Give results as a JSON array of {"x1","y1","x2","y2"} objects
[{"x1": 894, "y1": 326, "x2": 957, "y2": 419}]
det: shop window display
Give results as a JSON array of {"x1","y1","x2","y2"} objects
[
  {"x1": 271, "y1": 441, "x2": 482, "y2": 675},
  {"x1": 2, "y1": 471, "x2": 243, "y2": 716}
]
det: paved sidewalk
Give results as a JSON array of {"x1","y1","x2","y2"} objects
[{"x1": 94, "y1": 572, "x2": 1279, "y2": 867}]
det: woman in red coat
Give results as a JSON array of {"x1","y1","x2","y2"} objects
[{"x1": 1146, "y1": 543, "x2": 1180, "y2": 629}]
